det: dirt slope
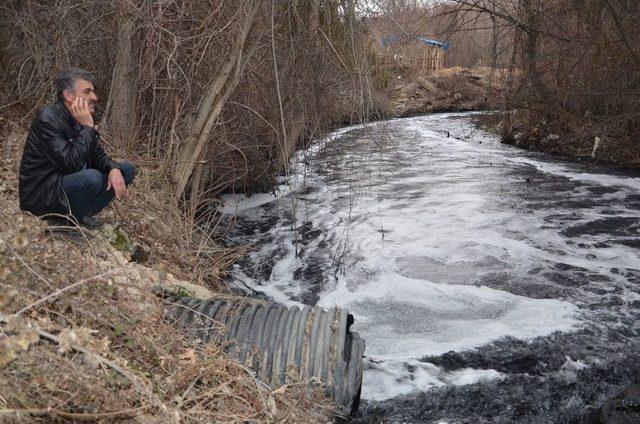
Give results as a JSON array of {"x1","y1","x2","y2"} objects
[
  {"x1": 0, "y1": 125, "x2": 333, "y2": 423},
  {"x1": 386, "y1": 66, "x2": 506, "y2": 117}
]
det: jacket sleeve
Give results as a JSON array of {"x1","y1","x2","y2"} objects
[
  {"x1": 37, "y1": 115, "x2": 97, "y2": 174},
  {"x1": 92, "y1": 140, "x2": 122, "y2": 174}
]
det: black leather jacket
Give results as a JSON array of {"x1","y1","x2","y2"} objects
[{"x1": 19, "y1": 100, "x2": 121, "y2": 217}]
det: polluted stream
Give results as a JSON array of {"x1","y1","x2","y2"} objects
[{"x1": 218, "y1": 113, "x2": 640, "y2": 423}]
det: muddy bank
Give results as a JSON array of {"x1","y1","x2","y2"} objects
[
  {"x1": 385, "y1": 67, "x2": 505, "y2": 118},
  {"x1": 379, "y1": 65, "x2": 639, "y2": 169}
]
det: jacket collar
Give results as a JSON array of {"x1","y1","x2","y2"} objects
[{"x1": 55, "y1": 99, "x2": 82, "y2": 131}]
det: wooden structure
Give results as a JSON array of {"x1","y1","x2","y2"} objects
[{"x1": 376, "y1": 34, "x2": 448, "y2": 72}]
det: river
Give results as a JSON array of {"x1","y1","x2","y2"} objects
[{"x1": 219, "y1": 112, "x2": 640, "y2": 423}]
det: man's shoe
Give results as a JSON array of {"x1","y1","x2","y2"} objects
[
  {"x1": 46, "y1": 216, "x2": 75, "y2": 227},
  {"x1": 81, "y1": 216, "x2": 104, "y2": 229},
  {"x1": 44, "y1": 226, "x2": 85, "y2": 242}
]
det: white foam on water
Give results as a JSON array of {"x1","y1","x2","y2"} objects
[
  {"x1": 218, "y1": 124, "x2": 370, "y2": 216},
  {"x1": 561, "y1": 356, "x2": 589, "y2": 371},
  {"x1": 218, "y1": 192, "x2": 278, "y2": 214},
  {"x1": 319, "y1": 272, "x2": 579, "y2": 360},
  {"x1": 507, "y1": 157, "x2": 640, "y2": 191},
  {"x1": 363, "y1": 358, "x2": 505, "y2": 401},
  {"x1": 224, "y1": 113, "x2": 639, "y2": 401}
]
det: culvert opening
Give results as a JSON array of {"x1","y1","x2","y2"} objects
[{"x1": 161, "y1": 293, "x2": 366, "y2": 413}]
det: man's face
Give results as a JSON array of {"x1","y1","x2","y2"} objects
[{"x1": 63, "y1": 79, "x2": 98, "y2": 113}]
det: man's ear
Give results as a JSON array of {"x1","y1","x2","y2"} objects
[{"x1": 62, "y1": 90, "x2": 75, "y2": 103}]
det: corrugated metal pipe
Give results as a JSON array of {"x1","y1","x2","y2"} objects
[{"x1": 162, "y1": 294, "x2": 366, "y2": 413}]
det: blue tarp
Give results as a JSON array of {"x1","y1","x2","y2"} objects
[{"x1": 380, "y1": 34, "x2": 450, "y2": 51}]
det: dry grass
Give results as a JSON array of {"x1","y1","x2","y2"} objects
[
  {"x1": 102, "y1": 151, "x2": 249, "y2": 292},
  {"x1": 0, "y1": 123, "x2": 335, "y2": 423}
]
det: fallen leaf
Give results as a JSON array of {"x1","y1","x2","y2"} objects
[
  {"x1": 271, "y1": 384, "x2": 289, "y2": 395},
  {"x1": 11, "y1": 234, "x2": 28, "y2": 249},
  {"x1": 57, "y1": 327, "x2": 105, "y2": 355},
  {"x1": 0, "y1": 288, "x2": 19, "y2": 309},
  {"x1": 178, "y1": 348, "x2": 197, "y2": 365}
]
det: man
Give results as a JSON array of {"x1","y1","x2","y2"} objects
[{"x1": 19, "y1": 68, "x2": 135, "y2": 229}]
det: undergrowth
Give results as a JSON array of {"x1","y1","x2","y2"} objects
[{"x1": 0, "y1": 120, "x2": 334, "y2": 422}]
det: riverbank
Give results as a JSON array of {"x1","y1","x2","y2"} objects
[
  {"x1": 379, "y1": 64, "x2": 639, "y2": 169},
  {"x1": 474, "y1": 111, "x2": 640, "y2": 170},
  {"x1": 381, "y1": 66, "x2": 505, "y2": 118},
  {"x1": 0, "y1": 123, "x2": 335, "y2": 422}
]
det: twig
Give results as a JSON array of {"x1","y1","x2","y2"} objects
[
  {"x1": 318, "y1": 28, "x2": 351, "y2": 72},
  {"x1": 0, "y1": 314, "x2": 164, "y2": 415},
  {"x1": 12, "y1": 267, "x2": 127, "y2": 316},
  {"x1": 41, "y1": 212, "x2": 100, "y2": 263},
  {"x1": 0, "y1": 406, "x2": 147, "y2": 419},
  {"x1": 36, "y1": 327, "x2": 157, "y2": 403},
  {"x1": 5, "y1": 242, "x2": 53, "y2": 289}
]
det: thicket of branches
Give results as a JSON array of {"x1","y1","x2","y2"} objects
[
  {"x1": 366, "y1": 0, "x2": 515, "y2": 69},
  {"x1": 462, "y1": 0, "x2": 640, "y2": 161},
  {"x1": 0, "y1": 0, "x2": 379, "y2": 208},
  {"x1": 0, "y1": 4, "x2": 379, "y2": 419},
  {"x1": 369, "y1": 0, "x2": 639, "y2": 163}
]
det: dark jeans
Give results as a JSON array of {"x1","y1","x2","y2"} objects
[{"x1": 61, "y1": 162, "x2": 136, "y2": 222}]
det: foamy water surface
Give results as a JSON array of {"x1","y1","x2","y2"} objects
[{"x1": 220, "y1": 113, "x2": 640, "y2": 416}]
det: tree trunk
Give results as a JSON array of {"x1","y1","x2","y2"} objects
[
  {"x1": 521, "y1": 0, "x2": 545, "y2": 101},
  {"x1": 173, "y1": 0, "x2": 260, "y2": 200},
  {"x1": 490, "y1": 0, "x2": 498, "y2": 69},
  {"x1": 308, "y1": 0, "x2": 322, "y2": 133},
  {"x1": 103, "y1": 2, "x2": 138, "y2": 141}
]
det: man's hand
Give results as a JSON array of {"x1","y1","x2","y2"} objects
[
  {"x1": 69, "y1": 97, "x2": 94, "y2": 127},
  {"x1": 107, "y1": 168, "x2": 127, "y2": 199}
]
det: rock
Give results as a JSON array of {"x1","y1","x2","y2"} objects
[
  {"x1": 541, "y1": 133, "x2": 560, "y2": 144},
  {"x1": 416, "y1": 76, "x2": 437, "y2": 93},
  {"x1": 101, "y1": 224, "x2": 133, "y2": 254},
  {"x1": 514, "y1": 132, "x2": 527, "y2": 146},
  {"x1": 152, "y1": 269, "x2": 218, "y2": 301},
  {"x1": 130, "y1": 243, "x2": 149, "y2": 263}
]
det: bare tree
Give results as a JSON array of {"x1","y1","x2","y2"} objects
[
  {"x1": 103, "y1": 0, "x2": 139, "y2": 140},
  {"x1": 173, "y1": 0, "x2": 260, "y2": 200}
]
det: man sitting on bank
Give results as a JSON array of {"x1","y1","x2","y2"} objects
[{"x1": 19, "y1": 68, "x2": 135, "y2": 229}]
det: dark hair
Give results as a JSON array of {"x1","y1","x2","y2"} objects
[{"x1": 55, "y1": 68, "x2": 95, "y2": 100}]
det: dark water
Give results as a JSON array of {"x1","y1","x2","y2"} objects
[{"x1": 220, "y1": 113, "x2": 640, "y2": 423}]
